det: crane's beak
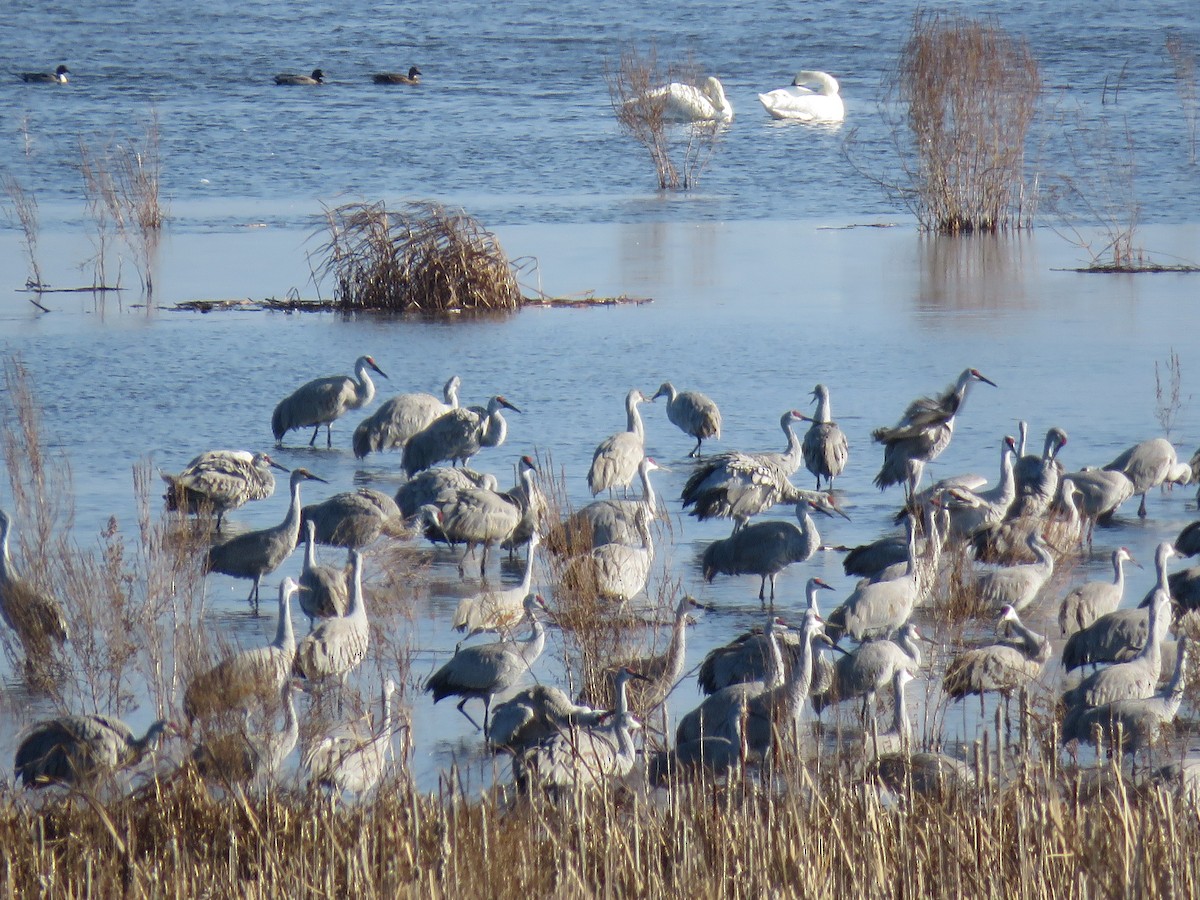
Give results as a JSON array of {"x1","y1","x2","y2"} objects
[
  {"x1": 268, "y1": 459, "x2": 290, "y2": 473},
  {"x1": 499, "y1": 397, "x2": 522, "y2": 413},
  {"x1": 368, "y1": 358, "x2": 389, "y2": 378}
]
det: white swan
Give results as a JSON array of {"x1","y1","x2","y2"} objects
[
  {"x1": 758, "y1": 70, "x2": 844, "y2": 123},
  {"x1": 633, "y1": 76, "x2": 734, "y2": 124}
]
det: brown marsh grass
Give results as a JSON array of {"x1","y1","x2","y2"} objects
[
  {"x1": 2, "y1": 175, "x2": 44, "y2": 294},
  {"x1": 890, "y1": 13, "x2": 1041, "y2": 234},
  {"x1": 315, "y1": 200, "x2": 522, "y2": 314}
]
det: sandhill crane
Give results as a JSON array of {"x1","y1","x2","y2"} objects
[
  {"x1": 651, "y1": 382, "x2": 721, "y2": 458},
  {"x1": 161, "y1": 450, "x2": 288, "y2": 531},
  {"x1": 588, "y1": 389, "x2": 652, "y2": 495},
  {"x1": 1062, "y1": 637, "x2": 1189, "y2": 756},
  {"x1": 298, "y1": 520, "x2": 348, "y2": 626},
  {"x1": 579, "y1": 594, "x2": 702, "y2": 713},
  {"x1": 701, "y1": 496, "x2": 846, "y2": 602},
  {"x1": 192, "y1": 681, "x2": 299, "y2": 784},
  {"x1": 1104, "y1": 438, "x2": 1192, "y2": 517},
  {"x1": 868, "y1": 669, "x2": 976, "y2": 798},
  {"x1": 489, "y1": 685, "x2": 604, "y2": 754},
  {"x1": 501, "y1": 454, "x2": 546, "y2": 556},
  {"x1": 677, "y1": 613, "x2": 789, "y2": 745},
  {"x1": 1165, "y1": 565, "x2": 1200, "y2": 612},
  {"x1": 560, "y1": 505, "x2": 654, "y2": 602},
  {"x1": 937, "y1": 435, "x2": 1017, "y2": 539},
  {"x1": 681, "y1": 410, "x2": 818, "y2": 532},
  {"x1": 0, "y1": 508, "x2": 69, "y2": 671},
  {"x1": 1062, "y1": 607, "x2": 1153, "y2": 672},
  {"x1": 15, "y1": 714, "x2": 173, "y2": 788},
  {"x1": 1066, "y1": 468, "x2": 1135, "y2": 544},
  {"x1": 648, "y1": 734, "x2": 743, "y2": 786},
  {"x1": 294, "y1": 550, "x2": 370, "y2": 684},
  {"x1": 872, "y1": 367, "x2": 996, "y2": 498},
  {"x1": 272, "y1": 355, "x2": 387, "y2": 448},
  {"x1": 301, "y1": 488, "x2": 400, "y2": 550},
  {"x1": 394, "y1": 467, "x2": 499, "y2": 518},
  {"x1": 184, "y1": 578, "x2": 298, "y2": 723},
  {"x1": 838, "y1": 504, "x2": 945, "y2": 580},
  {"x1": 424, "y1": 593, "x2": 548, "y2": 738},
  {"x1": 453, "y1": 531, "x2": 540, "y2": 637},
  {"x1": 424, "y1": 456, "x2": 538, "y2": 578},
  {"x1": 1012, "y1": 425, "x2": 1068, "y2": 518},
  {"x1": 943, "y1": 605, "x2": 1050, "y2": 709},
  {"x1": 972, "y1": 531, "x2": 1055, "y2": 613},
  {"x1": 352, "y1": 375, "x2": 460, "y2": 459},
  {"x1": 204, "y1": 468, "x2": 328, "y2": 610},
  {"x1": 304, "y1": 679, "x2": 400, "y2": 795},
  {"x1": 1177, "y1": 520, "x2": 1200, "y2": 558},
  {"x1": 402, "y1": 395, "x2": 521, "y2": 476},
  {"x1": 802, "y1": 384, "x2": 849, "y2": 490},
  {"x1": 513, "y1": 666, "x2": 648, "y2": 793},
  {"x1": 1062, "y1": 550, "x2": 1174, "y2": 710},
  {"x1": 1058, "y1": 547, "x2": 1139, "y2": 637},
  {"x1": 826, "y1": 515, "x2": 921, "y2": 643},
  {"x1": 812, "y1": 623, "x2": 923, "y2": 721},
  {"x1": 552, "y1": 457, "x2": 663, "y2": 553}
]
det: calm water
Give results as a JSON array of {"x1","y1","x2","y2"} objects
[
  {"x1": 1, "y1": 0, "x2": 1198, "y2": 229},
  {"x1": 0, "y1": 0, "x2": 1199, "y2": 793}
]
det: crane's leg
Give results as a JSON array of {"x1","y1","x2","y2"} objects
[
  {"x1": 769, "y1": 574, "x2": 777, "y2": 603},
  {"x1": 480, "y1": 542, "x2": 491, "y2": 580},
  {"x1": 309, "y1": 426, "x2": 320, "y2": 447},
  {"x1": 1138, "y1": 493, "x2": 1148, "y2": 518},
  {"x1": 690, "y1": 437, "x2": 702, "y2": 459},
  {"x1": 248, "y1": 577, "x2": 261, "y2": 614},
  {"x1": 216, "y1": 511, "x2": 225, "y2": 533},
  {"x1": 758, "y1": 577, "x2": 767, "y2": 604},
  {"x1": 455, "y1": 698, "x2": 483, "y2": 732},
  {"x1": 326, "y1": 425, "x2": 333, "y2": 449},
  {"x1": 482, "y1": 695, "x2": 493, "y2": 740}
]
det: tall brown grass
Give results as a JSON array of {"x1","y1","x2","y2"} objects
[
  {"x1": 314, "y1": 200, "x2": 522, "y2": 314},
  {"x1": 891, "y1": 13, "x2": 1041, "y2": 233},
  {"x1": 1166, "y1": 31, "x2": 1198, "y2": 164},
  {"x1": 2, "y1": 176, "x2": 44, "y2": 295}
]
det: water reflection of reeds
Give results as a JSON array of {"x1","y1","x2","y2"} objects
[{"x1": 915, "y1": 233, "x2": 1034, "y2": 316}]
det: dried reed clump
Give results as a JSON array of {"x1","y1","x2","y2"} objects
[
  {"x1": 892, "y1": 13, "x2": 1041, "y2": 233},
  {"x1": 606, "y1": 43, "x2": 722, "y2": 191},
  {"x1": 315, "y1": 200, "x2": 522, "y2": 314}
]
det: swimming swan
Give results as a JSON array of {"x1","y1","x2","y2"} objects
[
  {"x1": 633, "y1": 76, "x2": 734, "y2": 124},
  {"x1": 274, "y1": 69, "x2": 325, "y2": 86},
  {"x1": 758, "y1": 70, "x2": 844, "y2": 123}
]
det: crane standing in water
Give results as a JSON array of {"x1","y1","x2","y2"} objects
[
  {"x1": 272, "y1": 355, "x2": 388, "y2": 448},
  {"x1": 651, "y1": 382, "x2": 721, "y2": 458},
  {"x1": 161, "y1": 450, "x2": 289, "y2": 531},
  {"x1": 802, "y1": 384, "x2": 849, "y2": 491}
]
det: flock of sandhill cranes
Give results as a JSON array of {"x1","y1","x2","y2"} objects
[{"x1": 4, "y1": 354, "x2": 1200, "y2": 797}]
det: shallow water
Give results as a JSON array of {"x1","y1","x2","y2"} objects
[{"x1": 2, "y1": 220, "x2": 1199, "y2": 791}]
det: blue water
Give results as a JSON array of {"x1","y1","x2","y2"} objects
[{"x1": 2, "y1": 0, "x2": 1198, "y2": 229}]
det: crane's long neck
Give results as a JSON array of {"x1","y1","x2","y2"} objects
[
  {"x1": 304, "y1": 528, "x2": 318, "y2": 571},
  {"x1": 764, "y1": 626, "x2": 785, "y2": 690},
  {"x1": 131, "y1": 720, "x2": 170, "y2": 758},
  {"x1": 274, "y1": 589, "x2": 295, "y2": 652},
  {"x1": 1112, "y1": 553, "x2": 1126, "y2": 589},
  {"x1": 1137, "y1": 596, "x2": 1170, "y2": 672},
  {"x1": 814, "y1": 391, "x2": 832, "y2": 425},
  {"x1": 904, "y1": 519, "x2": 918, "y2": 578},
  {"x1": 782, "y1": 421, "x2": 802, "y2": 467},
  {"x1": 348, "y1": 557, "x2": 367, "y2": 622},
  {"x1": 638, "y1": 516, "x2": 654, "y2": 555},
  {"x1": 520, "y1": 614, "x2": 546, "y2": 666},
  {"x1": 0, "y1": 517, "x2": 11, "y2": 583},
  {"x1": 996, "y1": 448, "x2": 1016, "y2": 503},
  {"x1": 891, "y1": 678, "x2": 912, "y2": 749},
  {"x1": 899, "y1": 632, "x2": 922, "y2": 668},
  {"x1": 638, "y1": 466, "x2": 657, "y2": 509},
  {"x1": 282, "y1": 480, "x2": 305, "y2": 543},
  {"x1": 519, "y1": 542, "x2": 536, "y2": 594},
  {"x1": 1030, "y1": 538, "x2": 1054, "y2": 575},
  {"x1": 661, "y1": 603, "x2": 690, "y2": 686},
  {"x1": 1165, "y1": 641, "x2": 1189, "y2": 712},
  {"x1": 355, "y1": 362, "x2": 377, "y2": 407},
  {"x1": 627, "y1": 397, "x2": 645, "y2": 442},
  {"x1": 484, "y1": 407, "x2": 509, "y2": 447},
  {"x1": 1008, "y1": 618, "x2": 1048, "y2": 662},
  {"x1": 444, "y1": 379, "x2": 460, "y2": 409},
  {"x1": 782, "y1": 627, "x2": 819, "y2": 720},
  {"x1": 1017, "y1": 422, "x2": 1028, "y2": 458},
  {"x1": 797, "y1": 511, "x2": 820, "y2": 560}
]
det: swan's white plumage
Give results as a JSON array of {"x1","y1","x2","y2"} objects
[
  {"x1": 635, "y1": 76, "x2": 734, "y2": 123},
  {"x1": 758, "y1": 70, "x2": 844, "y2": 123}
]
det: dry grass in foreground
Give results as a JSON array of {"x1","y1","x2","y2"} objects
[{"x1": 4, "y1": 758, "x2": 1200, "y2": 897}]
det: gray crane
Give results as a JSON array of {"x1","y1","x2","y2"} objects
[
  {"x1": 424, "y1": 455, "x2": 538, "y2": 578},
  {"x1": 294, "y1": 550, "x2": 370, "y2": 684},
  {"x1": 1104, "y1": 437, "x2": 1192, "y2": 518},
  {"x1": 872, "y1": 367, "x2": 996, "y2": 498},
  {"x1": 578, "y1": 594, "x2": 703, "y2": 713},
  {"x1": 651, "y1": 381, "x2": 721, "y2": 458},
  {"x1": 676, "y1": 612, "x2": 788, "y2": 745},
  {"x1": 204, "y1": 467, "x2": 327, "y2": 611},
  {"x1": 16, "y1": 714, "x2": 174, "y2": 788},
  {"x1": 1063, "y1": 607, "x2": 1155, "y2": 672},
  {"x1": 453, "y1": 531, "x2": 540, "y2": 637},
  {"x1": 696, "y1": 613, "x2": 808, "y2": 696},
  {"x1": 1058, "y1": 547, "x2": 1139, "y2": 637},
  {"x1": 701, "y1": 495, "x2": 847, "y2": 602},
  {"x1": 1012, "y1": 423, "x2": 1068, "y2": 518},
  {"x1": 1062, "y1": 636, "x2": 1189, "y2": 757},
  {"x1": 838, "y1": 505, "x2": 944, "y2": 580},
  {"x1": 802, "y1": 384, "x2": 849, "y2": 490},
  {"x1": 192, "y1": 680, "x2": 299, "y2": 785},
  {"x1": 272, "y1": 355, "x2": 388, "y2": 448},
  {"x1": 184, "y1": 577, "x2": 298, "y2": 723},
  {"x1": 560, "y1": 504, "x2": 654, "y2": 602},
  {"x1": 301, "y1": 487, "x2": 401, "y2": 549},
  {"x1": 826, "y1": 515, "x2": 921, "y2": 643},
  {"x1": 1065, "y1": 468, "x2": 1135, "y2": 544},
  {"x1": 501, "y1": 454, "x2": 547, "y2": 557},
  {"x1": 424, "y1": 593, "x2": 548, "y2": 738},
  {"x1": 489, "y1": 685, "x2": 604, "y2": 755},
  {"x1": 513, "y1": 666, "x2": 648, "y2": 793},
  {"x1": 937, "y1": 435, "x2": 1017, "y2": 539},
  {"x1": 812, "y1": 623, "x2": 923, "y2": 721},
  {"x1": 304, "y1": 679, "x2": 400, "y2": 795},
  {"x1": 552, "y1": 456, "x2": 663, "y2": 553},
  {"x1": 298, "y1": 519, "x2": 349, "y2": 626},
  {"x1": 647, "y1": 733, "x2": 743, "y2": 786},
  {"x1": 352, "y1": 375, "x2": 460, "y2": 459},
  {"x1": 402, "y1": 395, "x2": 521, "y2": 476},
  {"x1": 1176, "y1": 520, "x2": 1200, "y2": 558},
  {"x1": 681, "y1": 410, "x2": 820, "y2": 532},
  {"x1": 972, "y1": 530, "x2": 1055, "y2": 613},
  {"x1": 0, "y1": 508, "x2": 70, "y2": 672},
  {"x1": 161, "y1": 450, "x2": 289, "y2": 531},
  {"x1": 395, "y1": 467, "x2": 498, "y2": 518},
  {"x1": 588, "y1": 389, "x2": 652, "y2": 495},
  {"x1": 943, "y1": 605, "x2": 1050, "y2": 710},
  {"x1": 1062, "y1": 548, "x2": 1174, "y2": 710}
]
